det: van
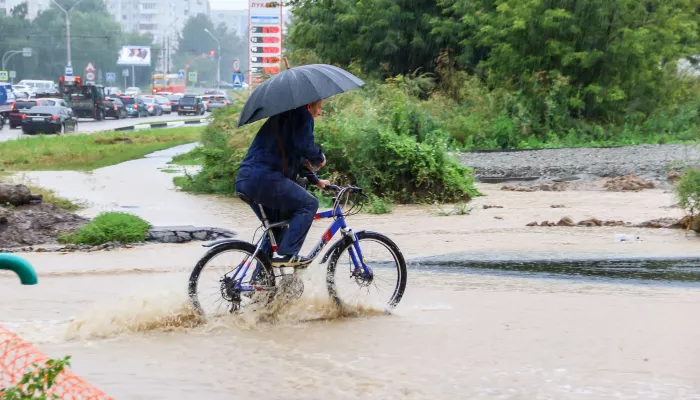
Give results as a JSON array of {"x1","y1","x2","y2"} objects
[{"x1": 17, "y1": 80, "x2": 55, "y2": 92}]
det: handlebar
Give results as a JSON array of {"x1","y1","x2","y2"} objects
[{"x1": 323, "y1": 184, "x2": 368, "y2": 198}]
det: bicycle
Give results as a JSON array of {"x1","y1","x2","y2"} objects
[{"x1": 188, "y1": 185, "x2": 408, "y2": 317}]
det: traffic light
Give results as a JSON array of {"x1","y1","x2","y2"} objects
[{"x1": 209, "y1": 50, "x2": 215, "y2": 57}]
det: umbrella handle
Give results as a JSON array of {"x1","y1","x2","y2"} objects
[{"x1": 283, "y1": 57, "x2": 290, "y2": 69}]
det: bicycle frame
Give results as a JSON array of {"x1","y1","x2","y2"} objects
[{"x1": 227, "y1": 204, "x2": 369, "y2": 293}]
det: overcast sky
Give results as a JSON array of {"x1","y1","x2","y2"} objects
[{"x1": 210, "y1": 0, "x2": 248, "y2": 10}]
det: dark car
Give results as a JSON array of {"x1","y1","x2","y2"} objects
[
  {"x1": 9, "y1": 99, "x2": 50, "y2": 128},
  {"x1": 21, "y1": 106, "x2": 78, "y2": 135},
  {"x1": 105, "y1": 97, "x2": 128, "y2": 119},
  {"x1": 141, "y1": 96, "x2": 163, "y2": 116},
  {"x1": 168, "y1": 94, "x2": 183, "y2": 113},
  {"x1": 177, "y1": 95, "x2": 205, "y2": 115},
  {"x1": 119, "y1": 96, "x2": 148, "y2": 117}
]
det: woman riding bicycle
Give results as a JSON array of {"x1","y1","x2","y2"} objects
[{"x1": 234, "y1": 100, "x2": 329, "y2": 267}]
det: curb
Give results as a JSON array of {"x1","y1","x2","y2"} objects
[
  {"x1": 114, "y1": 118, "x2": 210, "y2": 132},
  {"x1": 146, "y1": 226, "x2": 236, "y2": 243}
]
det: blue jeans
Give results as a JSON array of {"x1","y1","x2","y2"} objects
[{"x1": 235, "y1": 178, "x2": 319, "y2": 256}]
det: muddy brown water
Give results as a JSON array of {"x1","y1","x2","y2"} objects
[{"x1": 2, "y1": 144, "x2": 700, "y2": 399}]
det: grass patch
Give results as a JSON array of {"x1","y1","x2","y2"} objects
[
  {"x1": 170, "y1": 146, "x2": 205, "y2": 166},
  {"x1": 366, "y1": 195, "x2": 392, "y2": 214},
  {"x1": 435, "y1": 203, "x2": 473, "y2": 216},
  {"x1": 0, "y1": 127, "x2": 204, "y2": 171},
  {"x1": 160, "y1": 168, "x2": 181, "y2": 174},
  {"x1": 59, "y1": 212, "x2": 151, "y2": 245}
]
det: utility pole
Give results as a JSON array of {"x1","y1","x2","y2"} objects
[
  {"x1": 50, "y1": 0, "x2": 85, "y2": 68},
  {"x1": 204, "y1": 28, "x2": 221, "y2": 90}
]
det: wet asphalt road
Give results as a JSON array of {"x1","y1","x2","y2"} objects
[{"x1": 0, "y1": 112, "x2": 206, "y2": 142}]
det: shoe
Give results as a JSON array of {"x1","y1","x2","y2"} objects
[{"x1": 271, "y1": 254, "x2": 311, "y2": 267}]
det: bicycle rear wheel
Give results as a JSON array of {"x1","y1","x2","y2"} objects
[
  {"x1": 327, "y1": 231, "x2": 407, "y2": 312},
  {"x1": 189, "y1": 241, "x2": 276, "y2": 318}
]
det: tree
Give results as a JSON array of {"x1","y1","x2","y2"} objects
[
  {"x1": 11, "y1": 2, "x2": 28, "y2": 19},
  {"x1": 173, "y1": 14, "x2": 246, "y2": 85},
  {"x1": 288, "y1": 0, "x2": 444, "y2": 77},
  {"x1": 435, "y1": 0, "x2": 700, "y2": 120}
]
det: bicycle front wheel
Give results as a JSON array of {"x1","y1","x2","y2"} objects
[{"x1": 327, "y1": 231, "x2": 407, "y2": 312}]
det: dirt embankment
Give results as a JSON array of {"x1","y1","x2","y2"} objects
[{"x1": 0, "y1": 184, "x2": 88, "y2": 248}]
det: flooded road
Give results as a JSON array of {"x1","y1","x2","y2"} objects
[{"x1": 2, "y1": 145, "x2": 700, "y2": 398}]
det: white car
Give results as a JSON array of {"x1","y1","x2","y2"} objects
[{"x1": 124, "y1": 87, "x2": 142, "y2": 96}]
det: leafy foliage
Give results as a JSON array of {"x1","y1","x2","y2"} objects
[
  {"x1": 173, "y1": 14, "x2": 247, "y2": 87},
  {"x1": 676, "y1": 169, "x2": 700, "y2": 220},
  {"x1": 176, "y1": 81, "x2": 480, "y2": 204},
  {"x1": 0, "y1": 356, "x2": 71, "y2": 400},
  {"x1": 60, "y1": 212, "x2": 151, "y2": 245},
  {"x1": 0, "y1": 0, "x2": 157, "y2": 85},
  {"x1": 288, "y1": 0, "x2": 700, "y2": 148}
]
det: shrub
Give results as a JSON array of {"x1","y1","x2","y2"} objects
[
  {"x1": 367, "y1": 195, "x2": 392, "y2": 214},
  {"x1": 176, "y1": 79, "x2": 481, "y2": 204},
  {"x1": 676, "y1": 169, "x2": 700, "y2": 220},
  {"x1": 0, "y1": 356, "x2": 70, "y2": 399},
  {"x1": 60, "y1": 212, "x2": 151, "y2": 245}
]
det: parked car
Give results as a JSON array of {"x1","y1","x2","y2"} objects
[
  {"x1": 104, "y1": 97, "x2": 128, "y2": 119},
  {"x1": 154, "y1": 95, "x2": 171, "y2": 114},
  {"x1": 119, "y1": 96, "x2": 148, "y2": 117},
  {"x1": 177, "y1": 95, "x2": 205, "y2": 115},
  {"x1": 43, "y1": 98, "x2": 70, "y2": 108},
  {"x1": 104, "y1": 86, "x2": 122, "y2": 96},
  {"x1": 168, "y1": 93, "x2": 183, "y2": 113},
  {"x1": 124, "y1": 87, "x2": 142, "y2": 96},
  {"x1": 204, "y1": 89, "x2": 225, "y2": 96},
  {"x1": 141, "y1": 96, "x2": 163, "y2": 116},
  {"x1": 205, "y1": 95, "x2": 230, "y2": 111},
  {"x1": 16, "y1": 79, "x2": 55, "y2": 93},
  {"x1": 21, "y1": 105, "x2": 78, "y2": 135},
  {"x1": 9, "y1": 99, "x2": 50, "y2": 128}
]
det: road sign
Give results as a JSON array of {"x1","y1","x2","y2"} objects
[
  {"x1": 86, "y1": 72, "x2": 96, "y2": 81},
  {"x1": 232, "y1": 73, "x2": 244, "y2": 88},
  {"x1": 9, "y1": 71, "x2": 16, "y2": 79},
  {"x1": 178, "y1": 69, "x2": 185, "y2": 79},
  {"x1": 106, "y1": 72, "x2": 116, "y2": 82},
  {"x1": 85, "y1": 62, "x2": 96, "y2": 72},
  {"x1": 188, "y1": 71, "x2": 197, "y2": 82},
  {"x1": 122, "y1": 68, "x2": 129, "y2": 77},
  {"x1": 22, "y1": 48, "x2": 31, "y2": 57},
  {"x1": 0, "y1": 71, "x2": 7, "y2": 81},
  {"x1": 65, "y1": 66, "x2": 73, "y2": 76},
  {"x1": 232, "y1": 59, "x2": 240, "y2": 72}
]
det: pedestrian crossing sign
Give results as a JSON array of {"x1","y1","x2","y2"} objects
[{"x1": 232, "y1": 73, "x2": 244, "y2": 89}]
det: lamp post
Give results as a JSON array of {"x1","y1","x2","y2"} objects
[
  {"x1": 50, "y1": 0, "x2": 85, "y2": 68},
  {"x1": 203, "y1": 28, "x2": 221, "y2": 90}
]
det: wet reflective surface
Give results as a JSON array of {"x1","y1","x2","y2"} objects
[{"x1": 2, "y1": 147, "x2": 700, "y2": 398}]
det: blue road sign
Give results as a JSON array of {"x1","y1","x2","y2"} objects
[
  {"x1": 232, "y1": 73, "x2": 244, "y2": 89},
  {"x1": 178, "y1": 70, "x2": 185, "y2": 79},
  {"x1": 106, "y1": 72, "x2": 116, "y2": 82}
]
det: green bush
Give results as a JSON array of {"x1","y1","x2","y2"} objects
[
  {"x1": 676, "y1": 169, "x2": 700, "y2": 219},
  {"x1": 176, "y1": 80, "x2": 481, "y2": 204},
  {"x1": 0, "y1": 356, "x2": 70, "y2": 399},
  {"x1": 60, "y1": 212, "x2": 151, "y2": 245}
]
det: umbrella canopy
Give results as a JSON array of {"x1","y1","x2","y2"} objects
[{"x1": 237, "y1": 64, "x2": 364, "y2": 127}]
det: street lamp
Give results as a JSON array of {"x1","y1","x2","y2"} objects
[
  {"x1": 50, "y1": 0, "x2": 85, "y2": 68},
  {"x1": 203, "y1": 28, "x2": 221, "y2": 90}
]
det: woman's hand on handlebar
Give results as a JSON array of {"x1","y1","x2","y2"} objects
[{"x1": 316, "y1": 179, "x2": 330, "y2": 190}]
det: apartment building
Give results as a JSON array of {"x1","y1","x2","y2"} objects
[
  {"x1": 105, "y1": 0, "x2": 210, "y2": 43},
  {"x1": 210, "y1": 9, "x2": 247, "y2": 36},
  {"x1": 1, "y1": 0, "x2": 50, "y2": 19}
]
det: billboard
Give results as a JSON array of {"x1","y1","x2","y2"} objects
[
  {"x1": 248, "y1": 1, "x2": 283, "y2": 87},
  {"x1": 116, "y1": 46, "x2": 152, "y2": 66}
]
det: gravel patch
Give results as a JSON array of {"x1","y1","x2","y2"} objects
[{"x1": 459, "y1": 144, "x2": 699, "y2": 181}]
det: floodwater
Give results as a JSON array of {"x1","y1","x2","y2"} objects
[{"x1": 2, "y1": 144, "x2": 700, "y2": 399}]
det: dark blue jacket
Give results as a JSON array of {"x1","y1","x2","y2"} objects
[{"x1": 236, "y1": 106, "x2": 325, "y2": 184}]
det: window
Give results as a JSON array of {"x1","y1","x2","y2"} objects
[{"x1": 142, "y1": 2, "x2": 156, "y2": 9}]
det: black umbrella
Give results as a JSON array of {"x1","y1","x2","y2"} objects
[{"x1": 237, "y1": 64, "x2": 365, "y2": 127}]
